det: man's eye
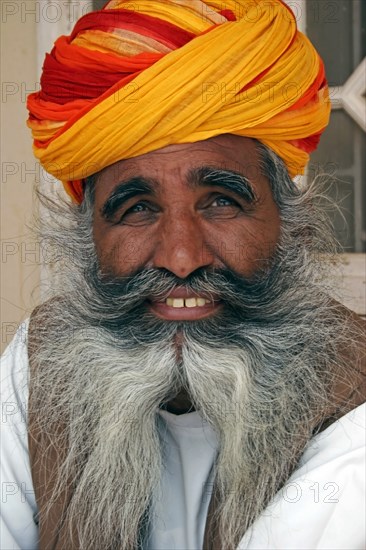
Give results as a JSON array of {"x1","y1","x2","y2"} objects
[
  {"x1": 128, "y1": 203, "x2": 148, "y2": 213},
  {"x1": 202, "y1": 194, "x2": 244, "y2": 220},
  {"x1": 211, "y1": 196, "x2": 239, "y2": 207},
  {"x1": 117, "y1": 201, "x2": 157, "y2": 225}
]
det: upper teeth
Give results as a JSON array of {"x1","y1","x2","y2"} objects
[{"x1": 166, "y1": 297, "x2": 210, "y2": 308}]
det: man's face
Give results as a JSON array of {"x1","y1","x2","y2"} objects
[
  {"x1": 37, "y1": 135, "x2": 340, "y2": 549},
  {"x1": 92, "y1": 134, "x2": 281, "y2": 321}
]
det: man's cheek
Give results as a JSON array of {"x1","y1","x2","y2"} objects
[
  {"x1": 97, "y1": 240, "x2": 142, "y2": 275},
  {"x1": 204, "y1": 235, "x2": 275, "y2": 275},
  {"x1": 234, "y1": 242, "x2": 272, "y2": 272},
  {"x1": 201, "y1": 238, "x2": 239, "y2": 265}
]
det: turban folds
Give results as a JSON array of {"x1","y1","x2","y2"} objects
[{"x1": 27, "y1": 0, "x2": 330, "y2": 203}]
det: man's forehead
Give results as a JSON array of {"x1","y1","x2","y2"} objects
[{"x1": 95, "y1": 135, "x2": 264, "y2": 192}]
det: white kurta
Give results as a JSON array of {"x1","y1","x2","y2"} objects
[{"x1": 1, "y1": 321, "x2": 365, "y2": 550}]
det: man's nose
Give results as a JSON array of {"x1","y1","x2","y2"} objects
[{"x1": 152, "y1": 213, "x2": 214, "y2": 278}]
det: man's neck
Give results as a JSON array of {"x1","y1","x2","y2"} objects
[{"x1": 161, "y1": 389, "x2": 195, "y2": 415}]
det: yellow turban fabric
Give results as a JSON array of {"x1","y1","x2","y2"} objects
[{"x1": 27, "y1": 0, "x2": 330, "y2": 203}]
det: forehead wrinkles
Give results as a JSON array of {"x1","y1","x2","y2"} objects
[{"x1": 109, "y1": 138, "x2": 259, "y2": 177}]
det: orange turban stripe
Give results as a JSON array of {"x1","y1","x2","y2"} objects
[{"x1": 27, "y1": 0, "x2": 330, "y2": 203}]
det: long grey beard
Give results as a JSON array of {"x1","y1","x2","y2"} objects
[
  {"x1": 30, "y1": 154, "x2": 356, "y2": 549},
  {"x1": 30, "y1": 245, "x2": 349, "y2": 549}
]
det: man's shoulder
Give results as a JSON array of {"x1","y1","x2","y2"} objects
[
  {"x1": 307, "y1": 401, "x2": 365, "y2": 462},
  {"x1": 239, "y1": 401, "x2": 366, "y2": 549},
  {"x1": 318, "y1": 303, "x2": 366, "y2": 431}
]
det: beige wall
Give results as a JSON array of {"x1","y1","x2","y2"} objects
[
  {"x1": 1, "y1": 1, "x2": 92, "y2": 354},
  {"x1": 1, "y1": 1, "x2": 40, "y2": 353}
]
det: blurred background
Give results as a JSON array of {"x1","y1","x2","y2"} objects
[{"x1": 1, "y1": 0, "x2": 365, "y2": 352}]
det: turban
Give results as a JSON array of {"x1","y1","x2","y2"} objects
[{"x1": 27, "y1": 0, "x2": 330, "y2": 203}]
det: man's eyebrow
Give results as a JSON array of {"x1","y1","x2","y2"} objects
[
  {"x1": 101, "y1": 177, "x2": 157, "y2": 219},
  {"x1": 188, "y1": 166, "x2": 256, "y2": 202}
]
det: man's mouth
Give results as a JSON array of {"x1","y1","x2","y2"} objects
[
  {"x1": 165, "y1": 297, "x2": 211, "y2": 308},
  {"x1": 147, "y1": 290, "x2": 222, "y2": 320}
]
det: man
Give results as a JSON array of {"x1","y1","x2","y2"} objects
[{"x1": 1, "y1": 1, "x2": 365, "y2": 549}]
